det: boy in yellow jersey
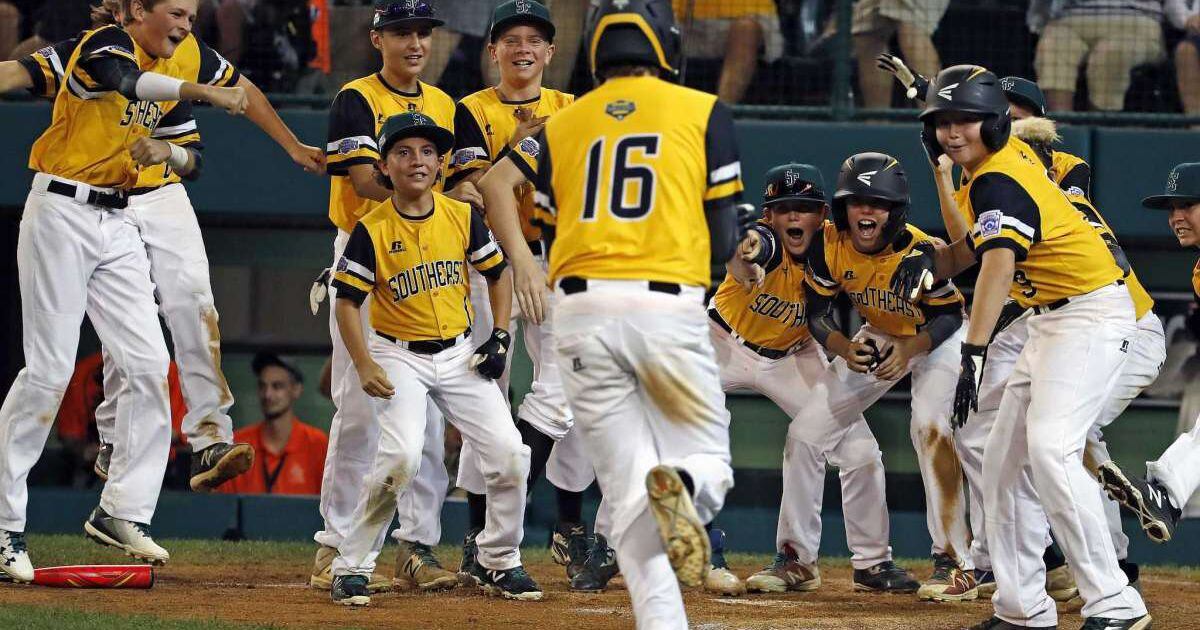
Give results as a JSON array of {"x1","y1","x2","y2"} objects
[
  {"x1": 18, "y1": 1, "x2": 324, "y2": 497},
  {"x1": 710, "y1": 164, "x2": 901, "y2": 597},
  {"x1": 912, "y1": 65, "x2": 1148, "y2": 630},
  {"x1": 328, "y1": 112, "x2": 537, "y2": 606},
  {"x1": 491, "y1": 1, "x2": 755, "y2": 626},
  {"x1": 312, "y1": 0, "x2": 469, "y2": 594},
  {"x1": 1099, "y1": 163, "x2": 1200, "y2": 546},
  {"x1": 444, "y1": 0, "x2": 596, "y2": 585},
  {"x1": 0, "y1": 0, "x2": 249, "y2": 581},
  {"x1": 798, "y1": 153, "x2": 972, "y2": 601}
]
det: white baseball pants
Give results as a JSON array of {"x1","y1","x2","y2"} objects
[
  {"x1": 984, "y1": 283, "x2": 1146, "y2": 627},
  {"x1": 555, "y1": 281, "x2": 734, "y2": 630},
  {"x1": 709, "y1": 321, "x2": 892, "y2": 569},
  {"x1": 333, "y1": 334, "x2": 530, "y2": 576},
  {"x1": 0, "y1": 174, "x2": 170, "y2": 531}
]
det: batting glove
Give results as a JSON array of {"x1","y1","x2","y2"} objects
[
  {"x1": 470, "y1": 328, "x2": 512, "y2": 380},
  {"x1": 309, "y1": 267, "x2": 331, "y2": 315},
  {"x1": 875, "y1": 53, "x2": 930, "y2": 101},
  {"x1": 735, "y1": 203, "x2": 760, "y2": 240},
  {"x1": 890, "y1": 241, "x2": 936, "y2": 302},
  {"x1": 953, "y1": 343, "x2": 987, "y2": 429}
]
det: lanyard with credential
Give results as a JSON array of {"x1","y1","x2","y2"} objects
[{"x1": 261, "y1": 453, "x2": 289, "y2": 494}]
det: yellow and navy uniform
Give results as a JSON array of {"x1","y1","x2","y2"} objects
[
  {"x1": 325, "y1": 75, "x2": 456, "y2": 233},
  {"x1": 806, "y1": 223, "x2": 964, "y2": 338},
  {"x1": 25, "y1": 27, "x2": 238, "y2": 189},
  {"x1": 710, "y1": 221, "x2": 811, "y2": 353},
  {"x1": 1066, "y1": 191, "x2": 1154, "y2": 319},
  {"x1": 506, "y1": 75, "x2": 743, "y2": 288},
  {"x1": 1050, "y1": 150, "x2": 1092, "y2": 201},
  {"x1": 954, "y1": 137, "x2": 1123, "y2": 309},
  {"x1": 446, "y1": 87, "x2": 574, "y2": 243},
  {"x1": 331, "y1": 193, "x2": 507, "y2": 342}
]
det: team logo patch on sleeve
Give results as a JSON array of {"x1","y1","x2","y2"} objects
[
  {"x1": 518, "y1": 137, "x2": 540, "y2": 158},
  {"x1": 338, "y1": 138, "x2": 361, "y2": 155},
  {"x1": 1065, "y1": 186, "x2": 1086, "y2": 197},
  {"x1": 336, "y1": 256, "x2": 349, "y2": 272},
  {"x1": 978, "y1": 210, "x2": 1003, "y2": 238},
  {"x1": 452, "y1": 148, "x2": 479, "y2": 167}
]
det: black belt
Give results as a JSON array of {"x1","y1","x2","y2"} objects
[
  {"x1": 1031, "y1": 279, "x2": 1124, "y2": 316},
  {"x1": 375, "y1": 330, "x2": 466, "y2": 354},
  {"x1": 128, "y1": 185, "x2": 165, "y2": 196},
  {"x1": 528, "y1": 239, "x2": 544, "y2": 257},
  {"x1": 559, "y1": 276, "x2": 681, "y2": 295},
  {"x1": 707, "y1": 308, "x2": 796, "y2": 360},
  {"x1": 46, "y1": 180, "x2": 127, "y2": 209}
]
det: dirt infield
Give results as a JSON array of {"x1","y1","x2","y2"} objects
[{"x1": 2, "y1": 548, "x2": 1198, "y2": 630}]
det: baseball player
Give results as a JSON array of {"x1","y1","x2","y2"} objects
[
  {"x1": 493, "y1": 1, "x2": 753, "y2": 625},
  {"x1": 705, "y1": 163, "x2": 905, "y2": 597},
  {"x1": 915, "y1": 65, "x2": 1149, "y2": 630},
  {"x1": 1099, "y1": 162, "x2": 1200, "y2": 545},
  {"x1": 798, "y1": 153, "x2": 973, "y2": 601},
  {"x1": 328, "y1": 112, "x2": 537, "y2": 606},
  {"x1": 0, "y1": 0, "x2": 248, "y2": 582},
  {"x1": 447, "y1": 0, "x2": 601, "y2": 586},
  {"x1": 37, "y1": 1, "x2": 325, "y2": 495},
  {"x1": 311, "y1": 0, "x2": 469, "y2": 594}
]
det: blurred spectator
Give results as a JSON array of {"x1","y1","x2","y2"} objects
[
  {"x1": 0, "y1": 1, "x2": 19, "y2": 60},
  {"x1": 853, "y1": 0, "x2": 947, "y2": 108},
  {"x1": 542, "y1": 0, "x2": 585, "y2": 92},
  {"x1": 1030, "y1": 0, "x2": 1166, "y2": 112},
  {"x1": 673, "y1": 0, "x2": 784, "y2": 104},
  {"x1": 1169, "y1": 0, "x2": 1200, "y2": 116},
  {"x1": 7, "y1": 0, "x2": 92, "y2": 60},
  {"x1": 218, "y1": 353, "x2": 328, "y2": 495},
  {"x1": 56, "y1": 353, "x2": 188, "y2": 487},
  {"x1": 216, "y1": 0, "x2": 315, "y2": 93}
]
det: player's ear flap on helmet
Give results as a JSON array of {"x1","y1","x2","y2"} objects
[{"x1": 919, "y1": 64, "x2": 1012, "y2": 154}]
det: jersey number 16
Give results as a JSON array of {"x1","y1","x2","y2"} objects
[{"x1": 581, "y1": 134, "x2": 660, "y2": 222}]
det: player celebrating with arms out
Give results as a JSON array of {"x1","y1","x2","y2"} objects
[
  {"x1": 326, "y1": 112, "x2": 537, "y2": 606},
  {"x1": 0, "y1": 0, "x2": 247, "y2": 580},
  {"x1": 906, "y1": 65, "x2": 1149, "y2": 630},
  {"x1": 797, "y1": 153, "x2": 973, "y2": 601}
]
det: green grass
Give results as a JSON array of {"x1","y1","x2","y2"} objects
[{"x1": 0, "y1": 605, "x2": 299, "y2": 630}]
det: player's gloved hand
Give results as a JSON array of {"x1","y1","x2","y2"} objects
[
  {"x1": 953, "y1": 343, "x2": 988, "y2": 429},
  {"x1": 470, "y1": 328, "x2": 512, "y2": 380},
  {"x1": 309, "y1": 268, "x2": 331, "y2": 315},
  {"x1": 875, "y1": 53, "x2": 930, "y2": 101},
  {"x1": 991, "y1": 300, "x2": 1028, "y2": 340},
  {"x1": 891, "y1": 241, "x2": 936, "y2": 302},
  {"x1": 735, "y1": 203, "x2": 760, "y2": 240},
  {"x1": 844, "y1": 339, "x2": 878, "y2": 374}
]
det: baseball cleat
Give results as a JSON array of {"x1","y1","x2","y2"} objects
[
  {"x1": 310, "y1": 545, "x2": 390, "y2": 593},
  {"x1": 481, "y1": 565, "x2": 543, "y2": 601},
  {"x1": 974, "y1": 569, "x2": 996, "y2": 598},
  {"x1": 83, "y1": 507, "x2": 169, "y2": 565},
  {"x1": 331, "y1": 574, "x2": 371, "y2": 606},
  {"x1": 93, "y1": 442, "x2": 112, "y2": 481},
  {"x1": 967, "y1": 617, "x2": 1055, "y2": 629},
  {"x1": 458, "y1": 528, "x2": 483, "y2": 586},
  {"x1": 189, "y1": 442, "x2": 255, "y2": 492},
  {"x1": 645, "y1": 465, "x2": 710, "y2": 588},
  {"x1": 1045, "y1": 563, "x2": 1078, "y2": 602},
  {"x1": 852, "y1": 560, "x2": 919, "y2": 594},
  {"x1": 394, "y1": 540, "x2": 458, "y2": 591},
  {"x1": 0, "y1": 530, "x2": 34, "y2": 583},
  {"x1": 745, "y1": 549, "x2": 821, "y2": 593},
  {"x1": 918, "y1": 553, "x2": 977, "y2": 602},
  {"x1": 703, "y1": 528, "x2": 745, "y2": 596},
  {"x1": 1080, "y1": 615, "x2": 1152, "y2": 629},
  {"x1": 570, "y1": 533, "x2": 620, "y2": 592},
  {"x1": 1098, "y1": 461, "x2": 1180, "y2": 543},
  {"x1": 551, "y1": 521, "x2": 591, "y2": 580}
]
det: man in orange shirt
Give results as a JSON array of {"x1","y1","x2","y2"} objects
[{"x1": 219, "y1": 354, "x2": 328, "y2": 496}]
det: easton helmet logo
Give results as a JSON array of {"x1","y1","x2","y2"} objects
[
  {"x1": 938, "y1": 82, "x2": 959, "y2": 101},
  {"x1": 856, "y1": 170, "x2": 877, "y2": 186}
]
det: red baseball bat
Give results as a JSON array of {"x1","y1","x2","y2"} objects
[{"x1": 0, "y1": 565, "x2": 154, "y2": 589}]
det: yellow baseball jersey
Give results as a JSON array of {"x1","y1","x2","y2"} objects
[
  {"x1": 506, "y1": 75, "x2": 743, "y2": 288},
  {"x1": 1066, "y1": 192, "x2": 1153, "y2": 319},
  {"x1": 1050, "y1": 150, "x2": 1092, "y2": 200},
  {"x1": 806, "y1": 223, "x2": 964, "y2": 338},
  {"x1": 711, "y1": 221, "x2": 811, "y2": 352},
  {"x1": 447, "y1": 87, "x2": 575, "y2": 243},
  {"x1": 955, "y1": 137, "x2": 1123, "y2": 309},
  {"x1": 330, "y1": 193, "x2": 507, "y2": 341},
  {"x1": 673, "y1": 0, "x2": 777, "y2": 18},
  {"x1": 26, "y1": 27, "x2": 238, "y2": 189},
  {"x1": 325, "y1": 76, "x2": 456, "y2": 233}
]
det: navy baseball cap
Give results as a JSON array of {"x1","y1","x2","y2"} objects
[
  {"x1": 1142, "y1": 163, "x2": 1200, "y2": 210},
  {"x1": 378, "y1": 112, "x2": 455, "y2": 156},
  {"x1": 1000, "y1": 76, "x2": 1047, "y2": 118},
  {"x1": 372, "y1": 0, "x2": 444, "y2": 31},
  {"x1": 490, "y1": 0, "x2": 555, "y2": 42}
]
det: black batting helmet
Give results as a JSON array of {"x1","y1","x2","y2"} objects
[
  {"x1": 585, "y1": 0, "x2": 680, "y2": 80},
  {"x1": 919, "y1": 65, "x2": 1012, "y2": 155},
  {"x1": 832, "y1": 152, "x2": 910, "y2": 245}
]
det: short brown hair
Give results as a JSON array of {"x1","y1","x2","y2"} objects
[{"x1": 91, "y1": 0, "x2": 172, "y2": 27}]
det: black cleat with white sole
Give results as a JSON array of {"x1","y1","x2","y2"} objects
[
  {"x1": 84, "y1": 507, "x2": 169, "y2": 565},
  {"x1": 1098, "y1": 461, "x2": 1180, "y2": 543},
  {"x1": 331, "y1": 574, "x2": 371, "y2": 606},
  {"x1": 189, "y1": 442, "x2": 255, "y2": 492},
  {"x1": 482, "y1": 565, "x2": 543, "y2": 601}
]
